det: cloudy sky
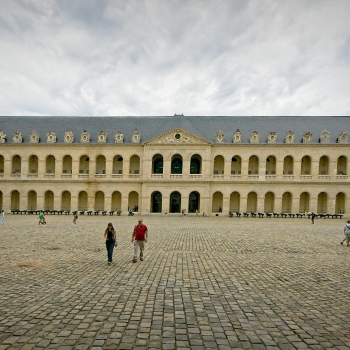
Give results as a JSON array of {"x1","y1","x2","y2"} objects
[{"x1": 0, "y1": 0, "x2": 349, "y2": 116}]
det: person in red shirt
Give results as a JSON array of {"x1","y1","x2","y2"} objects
[{"x1": 131, "y1": 218, "x2": 148, "y2": 262}]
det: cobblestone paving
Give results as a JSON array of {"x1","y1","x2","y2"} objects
[{"x1": 0, "y1": 214, "x2": 349, "y2": 350}]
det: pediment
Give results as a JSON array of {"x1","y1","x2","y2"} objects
[{"x1": 145, "y1": 128, "x2": 211, "y2": 145}]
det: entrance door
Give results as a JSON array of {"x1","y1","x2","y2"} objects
[{"x1": 169, "y1": 191, "x2": 181, "y2": 213}]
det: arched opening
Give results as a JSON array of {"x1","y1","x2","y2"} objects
[
  {"x1": 61, "y1": 191, "x2": 71, "y2": 211},
  {"x1": 188, "y1": 191, "x2": 200, "y2": 213},
  {"x1": 152, "y1": 154, "x2": 164, "y2": 174},
  {"x1": 112, "y1": 155, "x2": 123, "y2": 175},
  {"x1": 283, "y1": 156, "x2": 294, "y2": 175},
  {"x1": 0, "y1": 155, "x2": 4, "y2": 175},
  {"x1": 282, "y1": 192, "x2": 292, "y2": 213},
  {"x1": 28, "y1": 155, "x2": 38, "y2": 175},
  {"x1": 78, "y1": 191, "x2": 88, "y2": 211},
  {"x1": 12, "y1": 155, "x2": 21, "y2": 174},
  {"x1": 264, "y1": 192, "x2": 274, "y2": 213},
  {"x1": 169, "y1": 191, "x2": 181, "y2": 213},
  {"x1": 129, "y1": 155, "x2": 140, "y2": 175},
  {"x1": 335, "y1": 192, "x2": 345, "y2": 214},
  {"x1": 247, "y1": 192, "x2": 257, "y2": 212},
  {"x1": 62, "y1": 155, "x2": 72, "y2": 174},
  {"x1": 45, "y1": 191, "x2": 54, "y2": 210},
  {"x1": 11, "y1": 190, "x2": 20, "y2": 210},
  {"x1": 111, "y1": 191, "x2": 122, "y2": 211},
  {"x1": 0, "y1": 191, "x2": 2, "y2": 209},
  {"x1": 171, "y1": 155, "x2": 183, "y2": 174},
  {"x1": 28, "y1": 190, "x2": 37, "y2": 210},
  {"x1": 213, "y1": 155, "x2": 224, "y2": 175},
  {"x1": 190, "y1": 155, "x2": 201, "y2": 174},
  {"x1": 266, "y1": 156, "x2": 276, "y2": 175},
  {"x1": 151, "y1": 191, "x2": 162, "y2": 213},
  {"x1": 95, "y1": 191, "x2": 105, "y2": 211},
  {"x1": 212, "y1": 191, "x2": 223, "y2": 212},
  {"x1": 230, "y1": 191, "x2": 240, "y2": 212},
  {"x1": 248, "y1": 156, "x2": 259, "y2": 175},
  {"x1": 79, "y1": 155, "x2": 89, "y2": 174},
  {"x1": 301, "y1": 155, "x2": 312, "y2": 175},
  {"x1": 319, "y1": 156, "x2": 329, "y2": 175},
  {"x1": 96, "y1": 155, "x2": 106, "y2": 175},
  {"x1": 299, "y1": 192, "x2": 310, "y2": 213},
  {"x1": 46, "y1": 155, "x2": 55, "y2": 174},
  {"x1": 231, "y1": 156, "x2": 241, "y2": 175},
  {"x1": 317, "y1": 192, "x2": 328, "y2": 213},
  {"x1": 337, "y1": 156, "x2": 347, "y2": 175},
  {"x1": 128, "y1": 191, "x2": 139, "y2": 212}
]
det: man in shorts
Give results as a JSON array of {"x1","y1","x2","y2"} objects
[{"x1": 131, "y1": 218, "x2": 148, "y2": 262}]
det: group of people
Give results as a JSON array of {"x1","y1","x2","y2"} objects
[{"x1": 104, "y1": 218, "x2": 148, "y2": 265}]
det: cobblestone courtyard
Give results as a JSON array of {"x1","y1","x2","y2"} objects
[{"x1": 0, "y1": 214, "x2": 349, "y2": 350}]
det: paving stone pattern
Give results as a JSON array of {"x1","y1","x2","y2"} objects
[{"x1": 0, "y1": 215, "x2": 349, "y2": 350}]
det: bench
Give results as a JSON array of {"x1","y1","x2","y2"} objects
[
  {"x1": 117, "y1": 211, "x2": 122, "y2": 216},
  {"x1": 332, "y1": 214, "x2": 343, "y2": 219},
  {"x1": 273, "y1": 213, "x2": 280, "y2": 218},
  {"x1": 288, "y1": 214, "x2": 295, "y2": 218},
  {"x1": 257, "y1": 212, "x2": 264, "y2": 218},
  {"x1": 266, "y1": 213, "x2": 272, "y2": 218},
  {"x1": 250, "y1": 212, "x2": 257, "y2": 218},
  {"x1": 86, "y1": 211, "x2": 92, "y2": 215},
  {"x1": 79, "y1": 211, "x2": 85, "y2": 215},
  {"x1": 236, "y1": 212, "x2": 241, "y2": 217},
  {"x1": 243, "y1": 212, "x2": 249, "y2": 217},
  {"x1": 102, "y1": 211, "x2": 107, "y2": 215},
  {"x1": 280, "y1": 213, "x2": 288, "y2": 218},
  {"x1": 94, "y1": 211, "x2": 100, "y2": 215},
  {"x1": 109, "y1": 211, "x2": 114, "y2": 215},
  {"x1": 295, "y1": 213, "x2": 304, "y2": 218},
  {"x1": 64, "y1": 211, "x2": 70, "y2": 215}
]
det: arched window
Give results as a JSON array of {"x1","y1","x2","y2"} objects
[
  {"x1": 190, "y1": 155, "x2": 201, "y2": 174},
  {"x1": 171, "y1": 156, "x2": 183, "y2": 174},
  {"x1": 151, "y1": 191, "x2": 162, "y2": 213},
  {"x1": 152, "y1": 155, "x2": 164, "y2": 174}
]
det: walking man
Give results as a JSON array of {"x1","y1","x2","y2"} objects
[
  {"x1": 131, "y1": 218, "x2": 148, "y2": 263},
  {"x1": 0, "y1": 210, "x2": 4, "y2": 224}
]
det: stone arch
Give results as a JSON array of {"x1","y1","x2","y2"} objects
[
  {"x1": 169, "y1": 191, "x2": 181, "y2": 213},
  {"x1": 11, "y1": 190, "x2": 20, "y2": 210},
  {"x1": 264, "y1": 191, "x2": 275, "y2": 213},
  {"x1": 151, "y1": 191, "x2": 162, "y2": 213},
  {"x1": 79, "y1": 155, "x2": 89, "y2": 174},
  {"x1": 128, "y1": 191, "x2": 139, "y2": 211},
  {"x1": 28, "y1": 155, "x2": 38, "y2": 174},
  {"x1": 62, "y1": 155, "x2": 72, "y2": 174},
  {"x1": 46, "y1": 155, "x2": 55, "y2": 174},
  {"x1": 335, "y1": 192, "x2": 346, "y2": 214},
  {"x1": 28, "y1": 190, "x2": 37, "y2": 210},
  {"x1": 282, "y1": 192, "x2": 292, "y2": 213},
  {"x1": 190, "y1": 154, "x2": 201, "y2": 175},
  {"x1": 317, "y1": 192, "x2": 328, "y2": 214},
  {"x1": 96, "y1": 155, "x2": 106, "y2": 175},
  {"x1": 230, "y1": 191, "x2": 240, "y2": 212},
  {"x1": 78, "y1": 191, "x2": 88, "y2": 211},
  {"x1": 171, "y1": 155, "x2": 183, "y2": 174},
  {"x1": 188, "y1": 191, "x2": 200, "y2": 213},
  {"x1": 44, "y1": 190, "x2": 54, "y2": 210},
  {"x1": 213, "y1": 155, "x2": 224, "y2": 175},
  {"x1": 111, "y1": 191, "x2": 122, "y2": 211},
  {"x1": 248, "y1": 156, "x2": 259, "y2": 175},
  {"x1": 299, "y1": 192, "x2": 310, "y2": 213},
  {"x1": 247, "y1": 192, "x2": 257, "y2": 212},
  {"x1": 231, "y1": 156, "x2": 242, "y2": 175},
  {"x1": 337, "y1": 155, "x2": 347, "y2": 175},
  {"x1": 112, "y1": 155, "x2": 123, "y2": 175},
  {"x1": 319, "y1": 156, "x2": 329, "y2": 175},
  {"x1": 95, "y1": 191, "x2": 105, "y2": 211},
  {"x1": 266, "y1": 156, "x2": 276, "y2": 175},
  {"x1": 212, "y1": 191, "x2": 223, "y2": 212},
  {"x1": 152, "y1": 154, "x2": 164, "y2": 174},
  {"x1": 129, "y1": 155, "x2": 140, "y2": 175},
  {"x1": 283, "y1": 156, "x2": 294, "y2": 175},
  {"x1": 301, "y1": 155, "x2": 312, "y2": 175},
  {"x1": 12, "y1": 155, "x2": 21, "y2": 174},
  {"x1": 61, "y1": 191, "x2": 71, "y2": 211}
]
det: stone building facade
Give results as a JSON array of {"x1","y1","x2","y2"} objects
[{"x1": 0, "y1": 116, "x2": 349, "y2": 215}]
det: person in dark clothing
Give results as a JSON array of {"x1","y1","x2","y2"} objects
[
  {"x1": 104, "y1": 223, "x2": 117, "y2": 265},
  {"x1": 311, "y1": 212, "x2": 316, "y2": 224}
]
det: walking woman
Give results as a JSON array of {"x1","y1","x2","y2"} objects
[{"x1": 104, "y1": 223, "x2": 117, "y2": 265}]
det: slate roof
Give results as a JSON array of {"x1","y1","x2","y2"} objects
[{"x1": 0, "y1": 116, "x2": 349, "y2": 144}]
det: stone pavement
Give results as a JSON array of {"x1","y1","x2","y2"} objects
[{"x1": 0, "y1": 214, "x2": 349, "y2": 350}]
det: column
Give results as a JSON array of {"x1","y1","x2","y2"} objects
[
  {"x1": 259, "y1": 162, "x2": 266, "y2": 180},
  {"x1": 72, "y1": 159, "x2": 79, "y2": 179},
  {"x1": 163, "y1": 159, "x2": 171, "y2": 180},
  {"x1": 121, "y1": 194, "x2": 129, "y2": 213},
  {"x1": 2, "y1": 194, "x2": 10, "y2": 212},
  {"x1": 55, "y1": 158, "x2": 63, "y2": 177},
  {"x1": 105, "y1": 195, "x2": 112, "y2": 212},
  {"x1": 222, "y1": 196, "x2": 230, "y2": 214},
  {"x1": 329, "y1": 160, "x2": 337, "y2": 178},
  {"x1": 224, "y1": 161, "x2": 231, "y2": 180},
  {"x1": 291, "y1": 196, "x2": 299, "y2": 214},
  {"x1": 182, "y1": 159, "x2": 190, "y2": 180},
  {"x1": 181, "y1": 195, "x2": 189, "y2": 213},
  {"x1": 257, "y1": 196, "x2": 264, "y2": 213},
  {"x1": 276, "y1": 160, "x2": 283, "y2": 179},
  {"x1": 37, "y1": 194, "x2": 44, "y2": 211},
  {"x1": 105, "y1": 159, "x2": 113, "y2": 179},
  {"x1": 274, "y1": 196, "x2": 282, "y2": 213},
  {"x1": 89, "y1": 159, "x2": 96, "y2": 179},
  {"x1": 55, "y1": 195, "x2": 62, "y2": 211},
  {"x1": 71, "y1": 195, "x2": 78, "y2": 212},
  {"x1": 328, "y1": 195, "x2": 335, "y2": 214},
  {"x1": 38, "y1": 159, "x2": 45, "y2": 176},
  {"x1": 294, "y1": 160, "x2": 301, "y2": 180},
  {"x1": 4, "y1": 159, "x2": 11, "y2": 176},
  {"x1": 123, "y1": 160, "x2": 130, "y2": 178},
  {"x1": 309, "y1": 196, "x2": 318, "y2": 213},
  {"x1": 240, "y1": 196, "x2": 248, "y2": 213},
  {"x1": 311, "y1": 160, "x2": 319, "y2": 179}
]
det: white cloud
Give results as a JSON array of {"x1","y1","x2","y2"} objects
[{"x1": 0, "y1": 0, "x2": 349, "y2": 116}]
